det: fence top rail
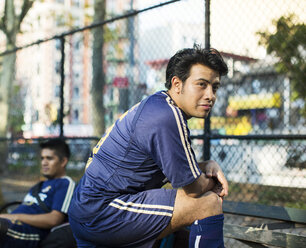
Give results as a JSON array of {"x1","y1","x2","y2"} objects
[
  {"x1": 0, "y1": 0, "x2": 181, "y2": 57},
  {"x1": 1, "y1": 134, "x2": 305, "y2": 142},
  {"x1": 0, "y1": 136, "x2": 100, "y2": 142},
  {"x1": 190, "y1": 134, "x2": 306, "y2": 140}
]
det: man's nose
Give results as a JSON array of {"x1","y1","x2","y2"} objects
[{"x1": 204, "y1": 85, "x2": 214, "y2": 100}]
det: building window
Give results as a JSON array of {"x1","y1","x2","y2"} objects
[
  {"x1": 74, "y1": 40, "x2": 80, "y2": 50},
  {"x1": 252, "y1": 79, "x2": 261, "y2": 94},
  {"x1": 73, "y1": 87, "x2": 79, "y2": 98},
  {"x1": 72, "y1": 0, "x2": 80, "y2": 7},
  {"x1": 55, "y1": 39, "x2": 61, "y2": 50},
  {"x1": 55, "y1": 16, "x2": 65, "y2": 26},
  {"x1": 55, "y1": 61, "x2": 60, "y2": 74},
  {"x1": 73, "y1": 109, "x2": 79, "y2": 122},
  {"x1": 55, "y1": 85, "x2": 60, "y2": 97},
  {"x1": 35, "y1": 110, "x2": 39, "y2": 121}
]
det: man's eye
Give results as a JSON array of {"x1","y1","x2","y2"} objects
[
  {"x1": 213, "y1": 85, "x2": 220, "y2": 92},
  {"x1": 199, "y1": 82, "x2": 207, "y2": 87}
]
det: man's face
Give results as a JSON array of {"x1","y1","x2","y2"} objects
[
  {"x1": 40, "y1": 148, "x2": 66, "y2": 179},
  {"x1": 172, "y1": 64, "x2": 220, "y2": 119}
]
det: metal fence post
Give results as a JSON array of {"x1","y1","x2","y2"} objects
[
  {"x1": 128, "y1": 0, "x2": 135, "y2": 108},
  {"x1": 59, "y1": 37, "x2": 65, "y2": 138},
  {"x1": 203, "y1": 0, "x2": 211, "y2": 161}
]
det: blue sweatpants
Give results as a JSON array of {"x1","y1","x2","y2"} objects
[
  {"x1": 0, "y1": 218, "x2": 48, "y2": 248},
  {"x1": 189, "y1": 214, "x2": 224, "y2": 248}
]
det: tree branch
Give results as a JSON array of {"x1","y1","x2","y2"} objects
[
  {"x1": 0, "y1": 0, "x2": 9, "y2": 35},
  {"x1": 0, "y1": 17, "x2": 4, "y2": 33},
  {"x1": 17, "y1": 0, "x2": 35, "y2": 31}
]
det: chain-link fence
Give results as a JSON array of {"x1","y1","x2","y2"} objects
[{"x1": 0, "y1": 0, "x2": 305, "y2": 246}]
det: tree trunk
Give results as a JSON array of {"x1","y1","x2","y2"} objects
[
  {"x1": 0, "y1": 4, "x2": 17, "y2": 172},
  {"x1": 0, "y1": 0, "x2": 34, "y2": 173},
  {"x1": 0, "y1": 53, "x2": 16, "y2": 135},
  {"x1": 0, "y1": 49, "x2": 16, "y2": 170},
  {"x1": 91, "y1": 0, "x2": 106, "y2": 137}
]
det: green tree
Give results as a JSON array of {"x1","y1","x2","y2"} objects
[
  {"x1": 257, "y1": 14, "x2": 306, "y2": 115},
  {"x1": 0, "y1": 0, "x2": 35, "y2": 172},
  {"x1": 91, "y1": 0, "x2": 106, "y2": 137}
]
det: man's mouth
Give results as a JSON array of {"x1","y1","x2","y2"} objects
[{"x1": 199, "y1": 104, "x2": 212, "y2": 110}]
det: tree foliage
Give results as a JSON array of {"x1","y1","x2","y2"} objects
[{"x1": 257, "y1": 14, "x2": 306, "y2": 115}]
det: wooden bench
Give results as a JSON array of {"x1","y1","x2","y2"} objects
[
  {"x1": 3, "y1": 200, "x2": 306, "y2": 247},
  {"x1": 159, "y1": 201, "x2": 306, "y2": 248},
  {"x1": 223, "y1": 200, "x2": 306, "y2": 248}
]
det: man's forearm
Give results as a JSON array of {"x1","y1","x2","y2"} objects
[
  {"x1": 14, "y1": 213, "x2": 55, "y2": 229},
  {"x1": 0, "y1": 211, "x2": 65, "y2": 229},
  {"x1": 183, "y1": 174, "x2": 217, "y2": 198}
]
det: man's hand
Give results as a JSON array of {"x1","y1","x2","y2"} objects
[
  {"x1": 198, "y1": 160, "x2": 228, "y2": 197},
  {"x1": 0, "y1": 214, "x2": 16, "y2": 222},
  {"x1": 0, "y1": 211, "x2": 65, "y2": 229}
]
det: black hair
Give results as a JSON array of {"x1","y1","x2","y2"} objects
[
  {"x1": 39, "y1": 138, "x2": 70, "y2": 160},
  {"x1": 165, "y1": 44, "x2": 228, "y2": 89}
]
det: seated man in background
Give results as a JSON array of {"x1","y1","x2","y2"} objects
[{"x1": 0, "y1": 138, "x2": 75, "y2": 248}]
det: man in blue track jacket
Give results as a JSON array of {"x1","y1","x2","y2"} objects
[
  {"x1": 0, "y1": 138, "x2": 75, "y2": 247},
  {"x1": 69, "y1": 45, "x2": 229, "y2": 248}
]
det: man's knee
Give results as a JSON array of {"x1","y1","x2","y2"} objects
[
  {"x1": 159, "y1": 191, "x2": 223, "y2": 238},
  {"x1": 199, "y1": 191, "x2": 223, "y2": 217}
]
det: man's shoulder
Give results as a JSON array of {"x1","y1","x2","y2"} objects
[
  {"x1": 148, "y1": 90, "x2": 168, "y2": 101},
  {"x1": 145, "y1": 91, "x2": 173, "y2": 113},
  {"x1": 45, "y1": 176, "x2": 75, "y2": 188},
  {"x1": 143, "y1": 91, "x2": 182, "y2": 123}
]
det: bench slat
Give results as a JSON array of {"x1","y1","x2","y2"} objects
[
  {"x1": 224, "y1": 223, "x2": 306, "y2": 248},
  {"x1": 223, "y1": 201, "x2": 306, "y2": 224}
]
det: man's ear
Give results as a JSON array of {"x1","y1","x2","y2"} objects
[
  {"x1": 171, "y1": 76, "x2": 182, "y2": 94},
  {"x1": 60, "y1": 157, "x2": 68, "y2": 169}
]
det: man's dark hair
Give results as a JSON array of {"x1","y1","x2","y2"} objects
[
  {"x1": 39, "y1": 138, "x2": 70, "y2": 160},
  {"x1": 165, "y1": 44, "x2": 228, "y2": 89}
]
